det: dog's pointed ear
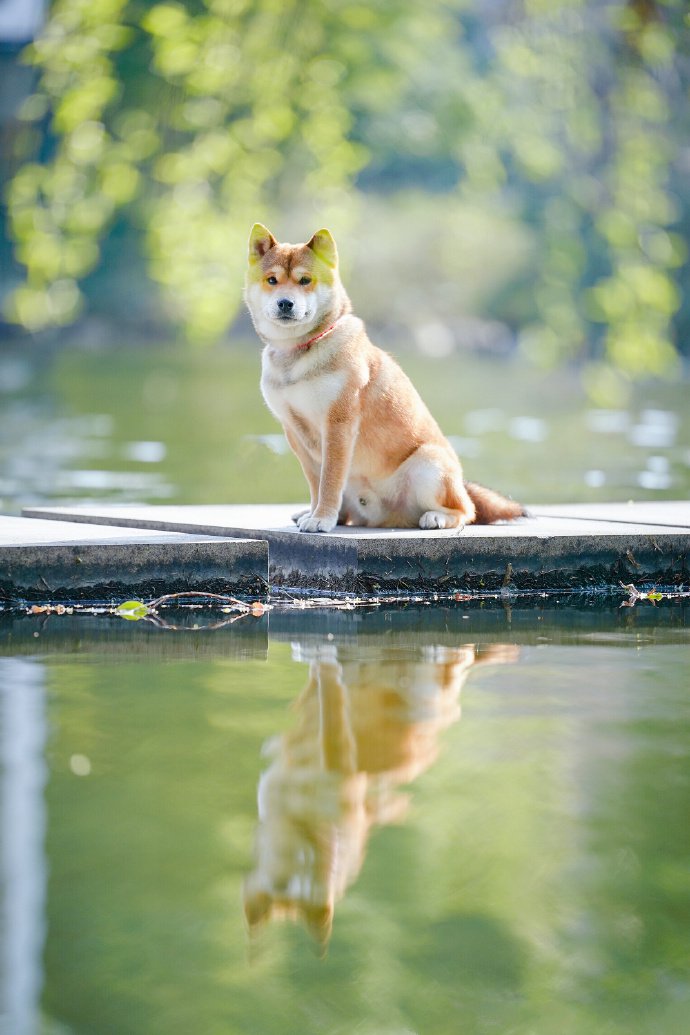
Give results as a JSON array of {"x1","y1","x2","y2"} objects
[
  {"x1": 248, "y1": 223, "x2": 277, "y2": 264},
  {"x1": 307, "y1": 228, "x2": 338, "y2": 269}
]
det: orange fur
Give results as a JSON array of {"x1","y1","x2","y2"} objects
[{"x1": 244, "y1": 224, "x2": 524, "y2": 532}]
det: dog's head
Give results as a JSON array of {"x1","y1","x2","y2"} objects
[{"x1": 244, "y1": 224, "x2": 346, "y2": 344}]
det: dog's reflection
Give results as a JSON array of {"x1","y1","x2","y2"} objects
[{"x1": 243, "y1": 640, "x2": 519, "y2": 949}]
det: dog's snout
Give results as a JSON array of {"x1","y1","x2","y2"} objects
[{"x1": 277, "y1": 298, "x2": 294, "y2": 314}]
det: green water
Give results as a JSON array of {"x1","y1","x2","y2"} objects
[
  {"x1": 1, "y1": 344, "x2": 689, "y2": 1032},
  {"x1": 1, "y1": 343, "x2": 689, "y2": 512},
  {"x1": 1, "y1": 602, "x2": 689, "y2": 1035}
]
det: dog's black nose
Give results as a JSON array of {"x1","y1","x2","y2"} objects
[{"x1": 277, "y1": 298, "x2": 294, "y2": 314}]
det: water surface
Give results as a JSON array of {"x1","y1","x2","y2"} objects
[
  {"x1": 1, "y1": 601, "x2": 688, "y2": 1034},
  {"x1": 1, "y1": 344, "x2": 688, "y2": 513},
  {"x1": 1, "y1": 343, "x2": 689, "y2": 1032}
]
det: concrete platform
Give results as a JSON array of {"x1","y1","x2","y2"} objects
[
  {"x1": 22, "y1": 502, "x2": 690, "y2": 594},
  {"x1": 529, "y1": 501, "x2": 690, "y2": 528},
  {"x1": 0, "y1": 516, "x2": 268, "y2": 604}
]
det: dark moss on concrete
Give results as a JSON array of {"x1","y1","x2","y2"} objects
[
  {"x1": 352, "y1": 533, "x2": 689, "y2": 595},
  {"x1": 0, "y1": 536, "x2": 268, "y2": 604}
]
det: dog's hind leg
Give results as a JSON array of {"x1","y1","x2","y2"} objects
[
  {"x1": 419, "y1": 507, "x2": 467, "y2": 530},
  {"x1": 399, "y1": 446, "x2": 476, "y2": 530},
  {"x1": 419, "y1": 482, "x2": 474, "y2": 530}
]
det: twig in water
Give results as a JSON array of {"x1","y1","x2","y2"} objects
[{"x1": 619, "y1": 582, "x2": 688, "y2": 607}]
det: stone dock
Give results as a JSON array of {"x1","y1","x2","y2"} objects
[
  {"x1": 1, "y1": 499, "x2": 686, "y2": 603},
  {"x1": 0, "y1": 514, "x2": 267, "y2": 603}
]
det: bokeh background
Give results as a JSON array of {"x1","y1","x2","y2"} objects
[
  {"x1": 1, "y1": 12, "x2": 690, "y2": 1034},
  {"x1": 1, "y1": 0, "x2": 689, "y2": 512}
]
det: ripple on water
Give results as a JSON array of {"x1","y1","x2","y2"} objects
[{"x1": 628, "y1": 409, "x2": 679, "y2": 449}]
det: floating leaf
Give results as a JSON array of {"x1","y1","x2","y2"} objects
[{"x1": 116, "y1": 600, "x2": 150, "y2": 620}]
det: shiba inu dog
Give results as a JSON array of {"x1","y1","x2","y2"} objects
[
  {"x1": 243, "y1": 639, "x2": 520, "y2": 948},
  {"x1": 244, "y1": 224, "x2": 524, "y2": 532}
]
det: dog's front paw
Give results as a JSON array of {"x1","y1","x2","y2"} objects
[
  {"x1": 291, "y1": 507, "x2": 312, "y2": 525},
  {"x1": 297, "y1": 511, "x2": 338, "y2": 533}
]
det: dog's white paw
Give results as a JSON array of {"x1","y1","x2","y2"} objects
[
  {"x1": 291, "y1": 507, "x2": 312, "y2": 525},
  {"x1": 419, "y1": 510, "x2": 463, "y2": 530},
  {"x1": 297, "y1": 511, "x2": 338, "y2": 533}
]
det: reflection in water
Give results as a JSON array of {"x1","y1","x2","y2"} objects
[
  {"x1": 243, "y1": 640, "x2": 519, "y2": 949},
  {"x1": 0, "y1": 660, "x2": 47, "y2": 1035}
]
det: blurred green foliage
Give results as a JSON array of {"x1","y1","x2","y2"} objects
[{"x1": 3, "y1": 0, "x2": 690, "y2": 395}]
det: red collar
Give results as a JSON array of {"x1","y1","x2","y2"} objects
[{"x1": 296, "y1": 318, "x2": 341, "y2": 352}]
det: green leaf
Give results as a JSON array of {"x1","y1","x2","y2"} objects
[{"x1": 116, "y1": 600, "x2": 150, "y2": 620}]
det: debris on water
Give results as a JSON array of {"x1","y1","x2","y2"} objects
[
  {"x1": 15, "y1": 584, "x2": 688, "y2": 627},
  {"x1": 113, "y1": 591, "x2": 265, "y2": 629},
  {"x1": 117, "y1": 600, "x2": 150, "y2": 620},
  {"x1": 619, "y1": 582, "x2": 688, "y2": 607},
  {"x1": 29, "y1": 603, "x2": 73, "y2": 615},
  {"x1": 18, "y1": 587, "x2": 500, "y2": 629}
]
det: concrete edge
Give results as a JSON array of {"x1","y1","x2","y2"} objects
[
  {"x1": 16, "y1": 505, "x2": 690, "y2": 595},
  {"x1": 0, "y1": 538, "x2": 269, "y2": 604}
]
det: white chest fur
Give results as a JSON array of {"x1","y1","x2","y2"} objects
[{"x1": 261, "y1": 348, "x2": 346, "y2": 425}]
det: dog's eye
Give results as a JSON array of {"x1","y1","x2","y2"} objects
[
  {"x1": 298, "y1": 276, "x2": 311, "y2": 286},
  {"x1": 266, "y1": 275, "x2": 278, "y2": 285}
]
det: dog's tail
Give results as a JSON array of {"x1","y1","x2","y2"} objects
[{"x1": 464, "y1": 481, "x2": 526, "y2": 524}]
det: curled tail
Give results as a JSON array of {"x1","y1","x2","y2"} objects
[{"x1": 464, "y1": 481, "x2": 525, "y2": 524}]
